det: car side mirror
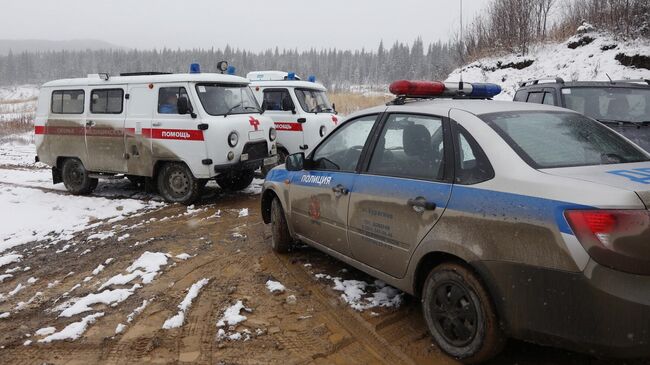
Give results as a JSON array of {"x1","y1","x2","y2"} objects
[
  {"x1": 286, "y1": 153, "x2": 305, "y2": 171},
  {"x1": 282, "y1": 98, "x2": 296, "y2": 114},
  {"x1": 177, "y1": 96, "x2": 196, "y2": 118}
]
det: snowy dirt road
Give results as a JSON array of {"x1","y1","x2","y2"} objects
[{"x1": 0, "y1": 139, "x2": 646, "y2": 364}]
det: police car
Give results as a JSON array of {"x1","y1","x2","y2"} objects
[
  {"x1": 248, "y1": 71, "x2": 338, "y2": 163},
  {"x1": 261, "y1": 80, "x2": 650, "y2": 362},
  {"x1": 35, "y1": 63, "x2": 278, "y2": 204}
]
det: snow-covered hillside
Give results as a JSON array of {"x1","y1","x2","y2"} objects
[
  {"x1": 0, "y1": 85, "x2": 39, "y2": 122},
  {"x1": 447, "y1": 30, "x2": 650, "y2": 101}
]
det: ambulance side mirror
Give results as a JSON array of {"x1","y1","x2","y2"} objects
[
  {"x1": 282, "y1": 98, "x2": 296, "y2": 114},
  {"x1": 332, "y1": 103, "x2": 338, "y2": 115},
  {"x1": 286, "y1": 153, "x2": 305, "y2": 171},
  {"x1": 177, "y1": 97, "x2": 196, "y2": 118}
]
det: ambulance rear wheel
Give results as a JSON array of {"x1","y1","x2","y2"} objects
[
  {"x1": 216, "y1": 170, "x2": 254, "y2": 191},
  {"x1": 157, "y1": 162, "x2": 201, "y2": 205},
  {"x1": 61, "y1": 158, "x2": 98, "y2": 195}
]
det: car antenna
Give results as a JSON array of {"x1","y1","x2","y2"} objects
[
  {"x1": 606, "y1": 73, "x2": 614, "y2": 84},
  {"x1": 459, "y1": 0, "x2": 464, "y2": 92}
]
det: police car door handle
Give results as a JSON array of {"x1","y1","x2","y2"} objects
[
  {"x1": 408, "y1": 197, "x2": 436, "y2": 212},
  {"x1": 332, "y1": 184, "x2": 349, "y2": 196}
]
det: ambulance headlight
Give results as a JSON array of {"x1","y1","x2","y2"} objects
[
  {"x1": 228, "y1": 131, "x2": 239, "y2": 147},
  {"x1": 227, "y1": 151, "x2": 235, "y2": 161},
  {"x1": 319, "y1": 125, "x2": 327, "y2": 137},
  {"x1": 269, "y1": 127, "x2": 277, "y2": 141}
]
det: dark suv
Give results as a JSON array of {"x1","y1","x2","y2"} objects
[{"x1": 514, "y1": 78, "x2": 650, "y2": 151}]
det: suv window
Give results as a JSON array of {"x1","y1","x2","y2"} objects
[
  {"x1": 367, "y1": 114, "x2": 445, "y2": 181},
  {"x1": 51, "y1": 90, "x2": 85, "y2": 114},
  {"x1": 562, "y1": 87, "x2": 650, "y2": 123},
  {"x1": 158, "y1": 87, "x2": 192, "y2": 114},
  {"x1": 91, "y1": 89, "x2": 124, "y2": 114},
  {"x1": 514, "y1": 90, "x2": 528, "y2": 102},
  {"x1": 527, "y1": 92, "x2": 544, "y2": 104},
  {"x1": 482, "y1": 111, "x2": 649, "y2": 169},
  {"x1": 454, "y1": 124, "x2": 494, "y2": 184},
  {"x1": 262, "y1": 89, "x2": 294, "y2": 111},
  {"x1": 311, "y1": 114, "x2": 377, "y2": 172},
  {"x1": 542, "y1": 92, "x2": 555, "y2": 105}
]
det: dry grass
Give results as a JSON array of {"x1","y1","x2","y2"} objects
[
  {"x1": 329, "y1": 92, "x2": 392, "y2": 116},
  {"x1": 0, "y1": 118, "x2": 34, "y2": 137}
]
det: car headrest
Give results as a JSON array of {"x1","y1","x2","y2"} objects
[{"x1": 403, "y1": 124, "x2": 432, "y2": 157}]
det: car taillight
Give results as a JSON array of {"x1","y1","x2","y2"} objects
[{"x1": 565, "y1": 209, "x2": 650, "y2": 275}]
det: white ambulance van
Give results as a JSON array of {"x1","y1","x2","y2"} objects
[
  {"x1": 247, "y1": 71, "x2": 338, "y2": 163},
  {"x1": 35, "y1": 65, "x2": 278, "y2": 204}
]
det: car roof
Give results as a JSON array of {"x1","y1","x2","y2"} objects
[
  {"x1": 41, "y1": 73, "x2": 250, "y2": 88},
  {"x1": 344, "y1": 98, "x2": 574, "y2": 120},
  {"x1": 518, "y1": 81, "x2": 650, "y2": 90},
  {"x1": 249, "y1": 80, "x2": 327, "y2": 91}
]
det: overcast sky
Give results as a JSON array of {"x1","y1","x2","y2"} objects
[{"x1": 1, "y1": 0, "x2": 486, "y2": 51}]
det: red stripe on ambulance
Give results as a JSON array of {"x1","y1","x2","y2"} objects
[{"x1": 274, "y1": 122, "x2": 303, "y2": 132}]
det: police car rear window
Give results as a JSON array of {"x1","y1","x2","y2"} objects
[{"x1": 482, "y1": 111, "x2": 649, "y2": 169}]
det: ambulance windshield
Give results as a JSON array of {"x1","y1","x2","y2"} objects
[
  {"x1": 195, "y1": 83, "x2": 261, "y2": 116},
  {"x1": 295, "y1": 88, "x2": 333, "y2": 114}
]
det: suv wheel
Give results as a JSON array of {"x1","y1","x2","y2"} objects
[
  {"x1": 216, "y1": 170, "x2": 254, "y2": 191},
  {"x1": 422, "y1": 263, "x2": 504, "y2": 364},
  {"x1": 157, "y1": 162, "x2": 201, "y2": 204},
  {"x1": 61, "y1": 158, "x2": 98, "y2": 195},
  {"x1": 270, "y1": 197, "x2": 292, "y2": 253}
]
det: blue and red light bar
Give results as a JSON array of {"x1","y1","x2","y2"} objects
[{"x1": 389, "y1": 80, "x2": 501, "y2": 99}]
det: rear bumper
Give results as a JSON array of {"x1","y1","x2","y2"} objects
[{"x1": 478, "y1": 260, "x2": 650, "y2": 358}]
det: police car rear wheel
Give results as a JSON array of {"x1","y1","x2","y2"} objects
[
  {"x1": 157, "y1": 162, "x2": 201, "y2": 205},
  {"x1": 62, "y1": 158, "x2": 98, "y2": 195},
  {"x1": 422, "y1": 263, "x2": 504, "y2": 364},
  {"x1": 216, "y1": 170, "x2": 254, "y2": 191},
  {"x1": 270, "y1": 198, "x2": 292, "y2": 253}
]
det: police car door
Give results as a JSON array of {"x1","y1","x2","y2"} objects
[
  {"x1": 152, "y1": 84, "x2": 208, "y2": 176},
  {"x1": 262, "y1": 88, "x2": 304, "y2": 155},
  {"x1": 347, "y1": 113, "x2": 452, "y2": 278},
  {"x1": 290, "y1": 114, "x2": 379, "y2": 256},
  {"x1": 85, "y1": 86, "x2": 127, "y2": 173}
]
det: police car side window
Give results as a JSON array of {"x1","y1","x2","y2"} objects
[
  {"x1": 311, "y1": 114, "x2": 377, "y2": 172},
  {"x1": 454, "y1": 125, "x2": 495, "y2": 185},
  {"x1": 51, "y1": 90, "x2": 85, "y2": 114},
  {"x1": 90, "y1": 89, "x2": 124, "y2": 114},
  {"x1": 158, "y1": 87, "x2": 191, "y2": 114},
  {"x1": 367, "y1": 114, "x2": 445, "y2": 181},
  {"x1": 263, "y1": 89, "x2": 294, "y2": 111}
]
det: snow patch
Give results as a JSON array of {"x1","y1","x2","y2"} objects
[
  {"x1": 162, "y1": 278, "x2": 209, "y2": 329},
  {"x1": 38, "y1": 312, "x2": 105, "y2": 343},
  {"x1": 265, "y1": 280, "x2": 286, "y2": 293},
  {"x1": 217, "y1": 300, "x2": 250, "y2": 327}
]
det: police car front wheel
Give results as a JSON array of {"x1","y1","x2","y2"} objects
[
  {"x1": 422, "y1": 262, "x2": 505, "y2": 364},
  {"x1": 62, "y1": 158, "x2": 98, "y2": 195},
  {"x1": 157, "y1": 162, "x2": 201, "y2": 205}
]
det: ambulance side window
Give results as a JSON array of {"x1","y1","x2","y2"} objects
[
  {"x1": 91, "y1": 89, "x2": 124, "y2": 114},
  {"x1": 51, "y1": 90, "x2": 85, "y2": 114},
  {"x1": 262, "y1": 89, "x2": 294, "y2": 111},
  {"x1": 158, "y1": 87, "x2": 192, "y2": 115}
]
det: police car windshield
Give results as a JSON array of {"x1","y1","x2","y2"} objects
[
  {"x1": 563, "y1": 87, "x2": 650, "y2": 124},
  {"x1": 295, "y1": 88, "x2": 333, "y2": 113},
  {"x1": 195, "y1": 83, "x2": 260, "y2": 116},
  {"x1": 482, "y1": 111, "x2": 650, "y2": 169}
]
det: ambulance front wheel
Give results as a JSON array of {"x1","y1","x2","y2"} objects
[
  {"x1": 61, "y1": 158, "x2": 98, "y2": 195},
  {"x1": 156, "y1": 162, "x2": 201, "y2": 205},
  {"x1": 216, "y1": 170, "x2": 254, "y2": 191}
]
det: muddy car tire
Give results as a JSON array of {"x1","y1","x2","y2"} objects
[
  {"x1": 61, "y1": 158, "x2": 98, "y2": 195},
  {"x1": 216, "y1": 170, "x2": 254, "y2": 191},
  {"x1": 422, "y1": 262, "x2": 505, "y2": 364},
  {"x1": 156, "y1": 162, "x2": 201, "y2": 205},
  {"x1": 270, "y1": 198, "x2": 292, "y2": 253}
]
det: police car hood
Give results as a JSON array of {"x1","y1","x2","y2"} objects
[{"x1": 541, "y1": 161, "x2": 650, "y2": 206}]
